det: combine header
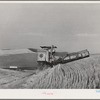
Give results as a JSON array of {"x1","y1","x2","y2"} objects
[
  {"x1": 61, "y1": 49, "x2": 90, "y2": 64},
  {"x1": 37, "y1": 45, "x2": 90, "y2": 67}
]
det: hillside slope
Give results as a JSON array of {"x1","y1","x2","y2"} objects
[
  {"x1": 0, "y1": 53, "x2": 38, "y2": 70},
  {"x1": 21, "y1": 54, "x2": 100, "y2": 89}
]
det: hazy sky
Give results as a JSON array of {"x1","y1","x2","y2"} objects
[{"x1": 0, "y1": 3, "x2": 100, "y2": 53}]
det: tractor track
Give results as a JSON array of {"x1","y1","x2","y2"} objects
[
  {"x1": 2, "y1": 73, "x2": 35, "y2": 89},
  {"x1": 0, "y1": 69, "x2": 35, "y2": 89}
]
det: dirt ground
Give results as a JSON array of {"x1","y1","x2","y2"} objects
[{"x1": 0, "y1": 68, "x2": 36, "y2": 89}]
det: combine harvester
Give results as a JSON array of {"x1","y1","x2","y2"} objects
[{"x1": 37, "y1": 45, "x2": 90, "y2": 67}]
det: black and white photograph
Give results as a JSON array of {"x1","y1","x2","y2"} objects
[{"x1": 0, "y1": 2, "x2": 100, "y2": 90}]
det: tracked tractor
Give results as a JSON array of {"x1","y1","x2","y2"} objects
[{"x1": 37, "y1": 45, "x2": 57, "y2": 68}]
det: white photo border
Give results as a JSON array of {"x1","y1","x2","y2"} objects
[{"x1": 0, "y1": 1, "x2": 100, "y2": 99}]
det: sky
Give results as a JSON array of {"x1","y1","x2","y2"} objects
[{"x1": 0, "y1": 3, "x2": 100, "y2": 54}]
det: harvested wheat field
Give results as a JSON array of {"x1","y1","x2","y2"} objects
[
  {"x1": 0, "y1": 54, "x2": 100, "y2": 89},
  {"x1": 21, "y1": 54, "x2": 100, "y2": 89}
]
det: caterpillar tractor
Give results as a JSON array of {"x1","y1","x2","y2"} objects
[
  {"x1": 37, "y1": 45, "x2": 57, "y2": 68},
  {"x1": 37, "y1": 45, "x2": 90, "y2": 68}
]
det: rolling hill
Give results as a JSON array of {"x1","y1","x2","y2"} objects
[{"x1": 0, "y1": 49, "x2": 38, "y2": 70}]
